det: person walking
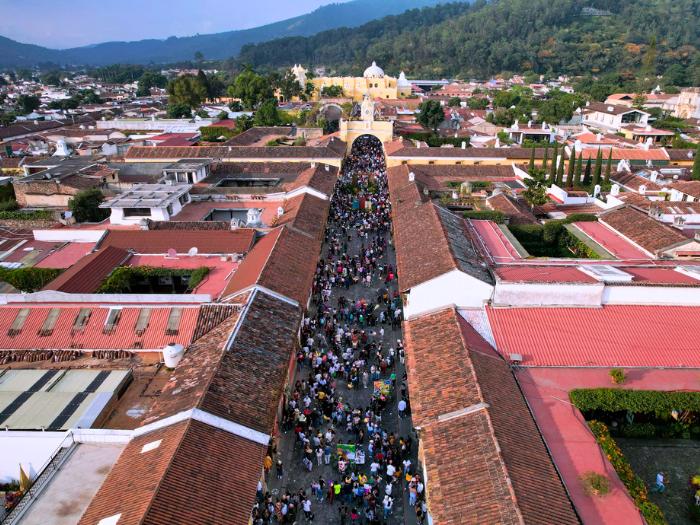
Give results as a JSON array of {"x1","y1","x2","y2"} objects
[
  {"x1": 276, "y1": 460, "x2": 284, "y2": 480},
  {"x1": 398, "y1": 398, "x2": 407, "y2": 418},
  {"x1": 302, "y1": 497, "x2": 314, "y2": 521},
  {"x1": 654, "y1": 472, "x2": 666, "y2": 493}
]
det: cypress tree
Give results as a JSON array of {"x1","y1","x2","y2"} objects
[
  {"x1": 604, "y1": 148, "x2": 613, "y2": 181},
  {"x1": 573, "y1": 152, "x2": 583, "y2": 188},
  {"x1": 542, "y1": 143, "x2": 549, "y2": 172},
  {"x1": 528, "y1": 147, "x2": 535, "y2": 173},
  {"x1": 693, "y1": 143, "x2": 700, "y2": 181},
  {"x1": 549, "y1": 144, "x2": 558, "y2": 182},
  {"x1": 583, "y1": 158, "x2": 592, "y2": 187},
  {"x1": 592, "y1": 148, "x2": 603, "y2": 188},
  {"x1": 556, "y1": 150, "x2": 565, "y2": 187},
  {"x1": 567, "y1": 148, "x2": 576, "y2": 187}
]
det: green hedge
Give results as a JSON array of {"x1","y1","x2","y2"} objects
[
  {"x1": 562, "y1": 213, "x2": 598, "y2": 224},
  {"x1": 463, "y1": 210, "x2": 506, "y2": 223},
  {"x1": 588, "y1": 421, "x2": 666, "y2": 525},
  {"x1": 0, "y1": 267, "x2": 61, "y2": 292},
  {"x1": 570, "y1": 388, "x2": 700, "y2": 416},
  {"x1": 0, "y1": 209, "x2": 53, "y2": 221},
  {"x1": 200, "y1": 126, "x2": 237, "y2": 141}
]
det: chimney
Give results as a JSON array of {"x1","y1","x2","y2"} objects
[
  {"x1": 461, "y1": 141, "x2": 466, "y2": 149},
  {"x1": 408, "y1": 172, "x2": 415, "y2": 182},
  {"x1": 325, "y1": 164, "x2": 329, "y2": 172}
]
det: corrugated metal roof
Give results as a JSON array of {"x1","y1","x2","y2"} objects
[
  {"x1": 495, "y1": 265, "x2": 597, "y2": 283},
  {"x1": 487, "y1": 305, "x2": 700, "y2": 367}
]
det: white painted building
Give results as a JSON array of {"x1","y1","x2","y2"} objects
[{"x1": 99, "y1": 183, "x2": 192, "y2": 225}]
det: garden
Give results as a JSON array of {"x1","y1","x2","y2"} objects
[
  {"x1": 508, "y1": 214, "x2": 601, "y2": 258},
  {"x1": 570, "y1": 383, "x2": 700, "y2": 524},
  {"x1": 97, "y1": 266, "x2": 210, "y2": 294}
]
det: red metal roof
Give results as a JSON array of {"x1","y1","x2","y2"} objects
[
  {"x1": 470, "y1": 219, "x2": 522, "y2": 262},
  {"x1": 621, "y1": 266, "x2": 700, "y2": 285},
  {"x1": 487, "y1": 305, "x2": 700, "y2": 367},
  {"x1": 0, "y1": 305, "x2": 199, "y2": 350},
  {"x1": 495, "y1": 265, "x2": 598, "y2": 284},
  {"x1": 42, "y1": 246, "x2": 130, "y2": 293},
  {"x1": 35, "y1": 242, "x2": 96, "y2": 269},
  {"x1": 572, "y1": 221, "x2": 652, "y2": 260}
]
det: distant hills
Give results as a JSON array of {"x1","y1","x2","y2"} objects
[
  {"x1": 235, "y1": 0, "x2": 700, "y2": 80},
  {"x1": 0, "y1": 0, "x2": 457, "y2": 68}
]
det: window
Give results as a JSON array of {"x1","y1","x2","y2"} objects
[
  {"x1": 165, "y1": 308, "x2": 183, "y2": 335},
  {"x1": 135, "y1": 308, "x2": 151, "y2": 335},
  {"x1": 123, "y1": 208, "x2": 151, "y2": 217},
  {"x1": 166, "y1": 204, "x2": 173, "y2": 215},
  {"x1": 73, "y1": 308, "x2": 92, "y2": 331},
  {"x1": 8, "y1": 308, "x2": 30, "y2": 336},
  {"x1": 103, "y1": 308, "x2": 122, "y2": 333},
  {"x1": 38, "y1": 308, "x2": 60, "y2": 337},
  {"x1": 178, "y1": 194, "x2": 189, "y2": 205}
]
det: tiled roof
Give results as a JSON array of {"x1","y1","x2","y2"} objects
[
  {"x1": 275, "y1": 193, "x2": 331, "y2": 241},
  {"x1": 599, "y1": 206, "x2": 689, "y2": 254},
  {"x1": 610, "y1": 171, "x2": 663, "y2": 192},
  {"x1": 667, "y1": 148, "x2": 695, "y2": 161},
  {"x1": 405, "y1": 308, "x2": 579, "y2": 525},
  {"x1": 486, "y1": 193, "x2": 538, "y2": 225},
  {"x1": 222, "y1": 226, "x2": 320, "y2": 305},
  {"x1": 576, "y1": 147, "x2": 669, "y2": 162},
  {"x1": 487, "y1": 304, "x2": 700, "y2": 367},
  {"x1": 144, "y1": 291, "x2": 299, "y2": 434},
  {"x1": 495, "y1": 265, "x2": 598, "y2": 284},
  {"x1": 286, "y1": 164, "x2": 338, "y2": 197},
  {"x1": 0, "y1": 305, "x2": 199, "y2": 350},
  {"x1": 671, "y1": 180, "x2": 700, "y2": 199},
  {"x1": 124, "y1": 141, "x2": 345, "y2": 161},
  {"x1": 42, "y1": 246, "x2": 130, "y2": 293},
  {"x1": 223, "y1": 126, "x2": 292, "y2": 146},
  {"x1": 400, "y1": 164, "x2": 517, "y2": 192},
  {"x1": 97, "y1": 229, "x2": 255, "y2": 254},
  {"x1": 390, "y1": 167, "x2": 492, "y2": 291},
  {"x1": 585, "y1": 102, "x2": 648, "y2": 116},
  {"x1": 388, "y1": 146, "x2": 547, "y2": 159},
  {"x1": 78, "y1": 419, "x2": 265, "y2": 525},
  {"x1": 572, "y1": 221, "x2": 652, "y2": 260}
]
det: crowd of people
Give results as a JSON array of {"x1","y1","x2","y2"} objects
[{"x1": 251, "y1": 137, "x2": 426, "y2": 524}]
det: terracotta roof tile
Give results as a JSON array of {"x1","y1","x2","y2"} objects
[
  {"x1": 275, "y1": 193, "x2": 331, "y2": 241},
  {"x1": 97, "y1": 229, "x2": 255, "y2": 255},
  {"x1": 600, "y1": 206, "x2": 689, "y2": 254},
  {"x1": 78, "y1": 419, "x2": 265, "y2": 525},
  {"x1": 124, "y1": 141, "x2": 345, "y2": 161},
  {"x1": 405, "y1": 309, "x2": 579, "y2": 525}
]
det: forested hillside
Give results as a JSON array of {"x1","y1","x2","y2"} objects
[
  {"x1": 0, "y1": 0, "x2": 458, "y2": 68},
  {"x1": 235, "y1": 0, "x2": 700, "y2": 83}
]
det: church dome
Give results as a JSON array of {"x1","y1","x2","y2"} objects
[
  {"x1": 397, "y1": 71, "x2": 410, "y2": 87},
  {"x1": 363, "y1": 61, "x2": 385, "y2": 78}
]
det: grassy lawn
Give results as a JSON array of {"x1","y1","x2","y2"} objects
[{"x1": 617, "y1": 438, "x2": 700, "y2": 525}]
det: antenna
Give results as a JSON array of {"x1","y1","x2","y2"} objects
[{"x1": 187, "y1": 247, "x2": 198, "y2": 257}]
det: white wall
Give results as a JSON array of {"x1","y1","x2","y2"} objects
[
  {"x1": 33, "y1": 230, "x2": 105, "y2": 243},
  {"x1": 603, "y1": 285, "x2": 700, "y2": 305},
  {"x1": 0, "y1": 432, "x2": 68, "y2": 483},
  {"x1": 404, "y1": 270, "x2": 493, "y2": 319},
  {"x1": 493, "y1": 282, "x2": 604, "y2": 306}
]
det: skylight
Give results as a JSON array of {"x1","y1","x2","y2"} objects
[{"x1": 578, "y1": 265, "x2": 634, "y2": 283}]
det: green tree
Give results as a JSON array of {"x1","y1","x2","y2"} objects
[
  {"x1": 40, "y1": 71, "x2": 62, "y2": 86},
  {"x1": 69, "y1": 189, "x2": 109, "y2": 223},
  {"x1": 573, "y1": 152, "x2": 583, "y2": 189},
  {"x1": 604, "y1": 149, "x2": 613, "y2": 181},
  {"x1": 235, "y1": 114, "x2": 254, "y2": 132},
  {"x1": 692, "y1": 144, "x2": 700, "y2": 181},
  {"x1": 542, "y1": 143, "x2": 549, "y2": 172},
  {"x1": 522, "y1": 177, "x2": 549, "y2": 210},
  {"x1": 555, "y1": 152, "x2": 565, "y2": 186},
  {"x1": 276, "y1": 71, "x2": 303, "y2": 102},
  {"x1": 17, "y1": 95, "x2": 40, "y2": 115},
  {"x1": 592, "y1": 148, "x2": 603, "y2": 188},
  {"x1": 549, "y1": 144, "x2": 558, "y2": 182},
  {"x1": 321, "y1": 85, "x2": 344, "y2": 97},
  {"x1": 227, "y1": 68, "x2": 273, "y2": 109},
  {"x1": 582, "y1": 158, "x2": 592, "y2": 187},
  {"x1": 194, "y1": 51, "x2": 204, "y2": 63},
  {"x1": 254, "y1": 99, "x2": 282, "y2": 126},
  {"x1": 467, "y1": 97, "x2": 489, "y2": 109},
  {"x1": 528, "y1": 148, "x2": 535, "y2": 173},
  {"x1": 167, "y1": 75, "x2": 208, "y2": 110},
  {"x1": 167, "y1": 103, "x2": 192, "y2": 118},
  {"x1": 417, "y1": 100, "x2": 445, "y2": 132},
  {"x1": 304, "y1": 81, "x2": 316, "y2": 100},
  {"x1": 137, "y1": 71, "x2": 168, "y2": 97},
  {"x1": 567, "y1": 148, "x2": 576, "y2": 187},
  {"x1": 228, "y1": 100, "x2": 244, "y2": 112},
  {"x1": 663, "y1": 64, "x2": 689, "y2": 87},
  {"x1": 448, "y1": 97, "x2": 461, "y2": 107}
]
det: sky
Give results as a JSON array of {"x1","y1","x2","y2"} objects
[{"x1": 0, "y1": 0, "x2": 345, "y2": 48}]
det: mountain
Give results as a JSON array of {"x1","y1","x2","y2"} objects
[
  {"x1": 235, "y1": 0, "x2": 700, "y2": 81},
  {"x1": 0, "y1": 0, "x2": 457, "y2": 68}
]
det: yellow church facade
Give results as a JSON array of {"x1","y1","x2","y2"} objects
[{"x1": 293, "y1": 62, "x2": 412, "y2": 102}]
